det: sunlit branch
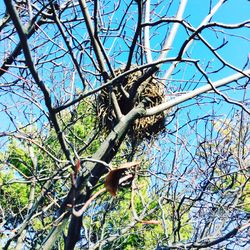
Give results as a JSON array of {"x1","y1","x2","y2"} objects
[
  {"x1": 0, "y1": 13, "x2": 10, "y2": 32},
  {"x1": 1, "y1": 1, "x2": 249, "y2": 249},
  {"x1": 146, "y1": 69, "x2": 250, "y2": 116},
  {"x1": 193, "y1": 60, "x2": 250, "y2": 114},
  {"x1": 158, "y1": 0, "x2": 188, "y2": 61},
  {"x1": 163, "y1": 0, "x2": 227, "y2": 80},
  {"x1": 144, "y1": 0, "x2": 152, "y2": 63}
]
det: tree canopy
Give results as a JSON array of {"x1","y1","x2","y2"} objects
[{"x1": 0, "y1": 0, "x2": 249, "y2": 249}]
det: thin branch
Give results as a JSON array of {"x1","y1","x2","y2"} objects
[
  {"x1": 125, "y1": 0, "x2": 142, "y2": 71},
  {"x1": 51, "y1": 4, "x2": 86, "y2": 88},
  {"x1": 168, "y1": 219, "x2": 250, "y2": 249}
]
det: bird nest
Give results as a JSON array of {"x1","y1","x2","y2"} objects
[{"x1": 97, "y1": 67, "x2": 166, "y2": 141}]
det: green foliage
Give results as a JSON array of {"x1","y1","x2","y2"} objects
[
  {"x1": 71, "y1": 102, "x2": 100, "y2": 154},
  {"x1": 0, "y1": 170, "x2": 29, "y2": 214},
  {"x1": 7, "y1": 141, "x2": 33, "y2": 177},
  {"x1": 236, "y1": 174, "x2": 250, "y2": 213},
  {"x1": 32, "y1": 216, "x2": 53, "y2": 231},
  {"x1": 84, "y1": 177, "x2": 192, "y2": 249},
  {"x1": 212, "y1": 118, "x2": 250, "y2": 213},
  {"x1": 1, "y1": 98, "x2": 102, "y2": 243},
  {"x1": 0, "y1": 98, "x2": 193, "y2": 248}
]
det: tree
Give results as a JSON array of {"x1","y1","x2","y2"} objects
[{"x1": 0, "y1": 0, "x2": 249, "y2": 249}]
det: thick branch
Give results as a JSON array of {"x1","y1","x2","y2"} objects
[
  {"x1": 54, "y1": 105, "x2": 146, "y2": 250},
  {"x1": 144, "y1": 0, "x2": 152, "y2": 63},
  {"x1": 0, "y1": 13, "x2": 45, "y2": 77},
  {"x1": 4, "y1": 0, "x2": 74, "y2": 165},
  {"x1": 78, "y1": 0, "x2": 109, "y2": 81},
  {"x1": 158, "y1": 0, "x2": 187, "y2": 61}
]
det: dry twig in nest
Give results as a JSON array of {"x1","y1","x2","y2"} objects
[{"x1": 97, "y1": 67, "x2": 166, "y2": 141}]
